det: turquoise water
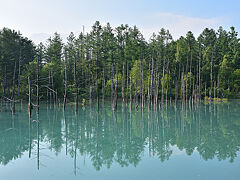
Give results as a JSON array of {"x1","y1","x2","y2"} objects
[{"x1": 0, "y1": 101, "x2": 240, "y2": 180}]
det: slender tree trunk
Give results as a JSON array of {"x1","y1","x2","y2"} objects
[
  {"x1": 175, "y1": 63, "x2": 181, "y2": 106},
  {"x1": 210, "y1": 51, "x2": 213, "y2": 102},
  {"x1": 130, "y1": 73, "x2": 132, "y2": 103},
  {"x1": 56, "y1": 89, "x2": 58, "y2": 107},
  {"x1": 147, "y1": 62, "x2": 151, "y2": 103},
  {"x1": 161, "y1": 57, "x2": 165, "y2": 105},
  {"x1": 181, "y1": 71, "x2": 185, "y2": 105},
  {"x1": 113, "y1": 66, "x2": 118, "y2": 111},
  {"x1": 28, "y1": 77, "x2": 32, "y2": 117},
  {"x1": 175, "y1": 79, "x2": 178, "y2": 106},
  {"x1": 195, "y1": 64, "x2": 199, "y2": 103},
  {"x1": 12, "y1": 61, "x2": 17, "y2": 115},
  {"x1": 205, "y1": 82, "x2": 207, "y2": 99},
  {"x1": 214, "y1": 80, "x2": 216, "y2": 100},
  {"x1": 154, "y1": 57, "x2": 159, "y2": 107},
  {"x1": 217, "y1": 75, "x2": 219, "y2": 99},
  {"x1": 3, "y1": 65, "x2": 7, "y2": 99},
  {"x1": 111, "y1": 64, "x2": 114, "y2": 104},
  {"x1": 96, "y1": 54, "x2": 99, "y2": 112},
  {"x1": 189, "y1": 47, "x2": 193, "y2": 102},
  {"x1": 140, "y1": 59, "x2": 142, "y2": 106},
  {"x1": 192, "y1": 80, "x2": 195, "y2": 104},
  {"x1": 141, "y1": 63, "x2": 144, "y2": 107},
  {"x1": 63, "y1": 57, "x2": 67, "y2": 110},
  {"x1": 185, "y1": 73, "x2": 188, "y2": 105},
  {"x1": 18, "y1": 50, "x2": 21, "y2": 99},
  {"x1": 96, "y1": 77, "x2": 99, "y2": 112},
  {"x1": 198, "y1": 47, "x2": 202, "y2": 102},
  {"x1": 36, "y1": 56, "x2": 39, "y2": 110},
  {"x1": 90, "y1": 86, "x2": 92, "y2": 104},
  {"x1": 51, "y1": 71, "x2": 55, "y2": 106},
  {"x1": 150, "y1": 57, "x2": 154, "y2": 104},
  {"x1": 47, "y1": 71, "x2": 50, "y2": 104},
  {"x1": 135, "y1": 75, "x2": 138, "y2": 107},
  {"x1": 190, "y1": 47, "x2": 193, "y2": 74},
  {"x1": 102, "y1": 67, "x2": 105, "y2": 105},
  {"x1": 122, "y1": 63, "x2": 125, "y2": 103},
  {"x1": 126, "y1": 63, "x2": 129, "y2": 103},
  {"x1": 155, "y1": 73, "x2": 160, "y2": 107},
  {"x1": 169, "y1": 73, "x2": 172, "y2": 103},
  {"x1": 74, "y1": 56, "x2": 78, "y2": 112},
  {"x1": 165, "y1": 61, "x2": 170, "y2": 105},
  {"x1": 228, "y1": 79, "x2": 230, "y2": 94}
]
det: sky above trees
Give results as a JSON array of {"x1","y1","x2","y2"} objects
[{"x1": 0, "y1": 0, "x2": 239, "y2": 44}]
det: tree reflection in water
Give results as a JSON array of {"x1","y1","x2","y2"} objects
[{"x1": 0, "y1": 101, "x2": 240, "y2": 171}]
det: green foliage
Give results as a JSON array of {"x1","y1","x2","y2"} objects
[
  {"x1": 219, "y1": 55, "x2": 233, "y2": 89},
  {"x1": 0, "y1": 23, "x2": 240, "y2": 101},
  {"x1": 184, "y1": 72, "x2": 194, "y2": 86},
  {"x1": 233, "y1": 69, "x2": 240, "y2": 94},
  {"x1": 130, "y1": 60, "x2": 148, "y2": 95},
  {"x1": 105, "y1": 74, "x2": 122, "y2": 97}
]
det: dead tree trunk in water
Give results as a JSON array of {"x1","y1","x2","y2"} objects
[
  {"x1": 141, "y1": 61, "x2": 145, "y2": 107},
  {"x1": 126, "y1": 63, "x2": 129, "y2": 103},
  {"x1": 140, "y1": 60, "x2": 142, "y2": 106},
  {"x1": 18, "y1": 50, "x2": 21, "y2": 100},
  {"x1": 36, "y1": 55, "x2": 39, "y2": 110},
  {"x1": 155, "y1": 73, "x2": 160, "y2": 107},
  {"x1": 47, "y1": 71, "x2": 50, "y2": 104},
  {"x1": 51, "y1": 70, "x2": 55, "y2": 106},
  {"x1": 205, "y1": 82, "x2": 207, "y2": 99},
  {"x1": 96, "y1": 76, "x2": 99, "y2": 112},
  {"x1": 214, "y1": 80, "x2": 216, "y2": 100},
  {"x1": 28, "y1": 77, "x2": 32, "y2": 117},
  {"x1": 181, "y1": 71, "x2": 185, "y2": 105},
  {"x1": 175, "y1": 79, "x2": 178, "y2": 106},
  {"x1": 112, "y1": 66, "x2": 118, "y2": 111},
  {"x1": 154, "y1": 57, "x2": 159, "y2": 107},
  {"x1": 96, "y1": 54, "x2": 99, "y2": 112},
  {"x1": 135, "y1": 76, "x2": 138, "y2": 110},
  {"x1": 3, "y1": 65, "x2": 7, "y2": 99},
  {"x1": 161, "y1": 57, "x2": 166, "y2": 105},
  {"x1": 12, "y1": 61, "x2": 17, "y2": 115},
  {"x1": 63, "y1": 56, "x2": 67, "y2": 110},
  {"x1": 165, "y1": 60, "x2": 170, "y2": 105},
  {"x1": 122, "y1": 63, "x2": 125, "y2": 103},
  {"x1": 74, "y1": 56, "x2": 78, "y2": 113},
  {"x1": 129, "y1": 73, "x2": 133, "y2": 111},
  {"x1": 115, "y1": 67, "x2": 118, "y2": 108},
  {"x1": 189, "y1": 46, "x2": 193, "y2": 103},
  {"x1": 147, "y1": 63, "x2": 151, "y2": 103},
  {"x1": 130, "y1": 73, "x2": 132, "y2": 103},
  {"x1": 217, "y1": 75, "x2": 219, "y2": 99},
  {"x1": 210, "y1": 52, "x2": 213, "y2": 102},
  {"x1": 89, "y1": 86, "x2": 92, "y2": 104},
  {"x1": 150, "y1": 57, "x2": 154, "y2": 105},
  {"x1": 111, "y1": 64, "x2": 114, "y2": 105},
  {"x1": 198, "y1": 46, "x2": 202, "y2": 102},
  {"x1": 102, "y1": 67, "x2": 105, "y2": 105},
  {"x1": 175, "y1": 63, "x2": 181, "y2": 106}
]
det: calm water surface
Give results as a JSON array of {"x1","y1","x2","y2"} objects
[{"x1": 0, "y1": 101, "x2": 240, "y2": 180}]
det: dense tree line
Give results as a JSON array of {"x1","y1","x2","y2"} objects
[{"x1": 1, "y1": 22, "x2": 240, "y2": 111}]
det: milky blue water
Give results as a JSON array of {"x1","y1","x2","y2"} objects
[{"x1": 0, "y1": 101, "x2": 240, "y2": 180}]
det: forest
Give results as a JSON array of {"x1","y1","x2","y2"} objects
[{"x1": 0, "y1": 21, "x2": 240, "y2": 112}]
